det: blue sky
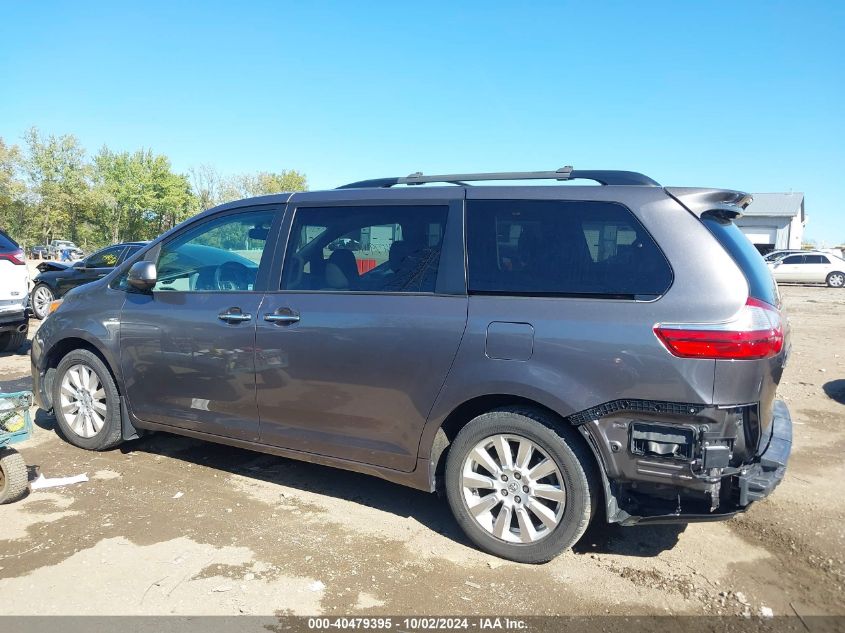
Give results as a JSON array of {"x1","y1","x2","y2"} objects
[{"x1": 1, "y1": 1, "x2": 843, "y2": 242}]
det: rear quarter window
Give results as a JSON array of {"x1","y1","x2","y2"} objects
[
  {"x1": 466, "y1": 200, "x2": 672, "y2": 299},
  {"x1": 701, "y1": 215, "x2": 780, "y2": 307}
]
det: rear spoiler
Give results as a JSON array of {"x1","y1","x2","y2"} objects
[{"x1": 664, "y1": 187, "x2": 753, "y2": 220}]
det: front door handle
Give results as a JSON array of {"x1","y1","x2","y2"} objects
[
  {"x1": 264, "y1": 308, "x2": 300, "y2": 325},
  {"x1": 218, "y1": 308, "x2": 252, "y2": 323}
]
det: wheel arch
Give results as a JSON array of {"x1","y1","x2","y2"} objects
[
  {"x1": 31, "y1": 279, "x2": 61, "y2": 299},
  {"x1": 425, "y1": 394, "x2": 606, "y2": 512},
  {"x1": 41, "y1": 335, "x2": 122, "y2": 410},
  {"x1": 826, "y1": 270, "x2": 845, "y2": 286}
]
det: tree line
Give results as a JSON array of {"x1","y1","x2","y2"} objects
[{"x1": 0, "y1": 128, "x2": 306, "y2": 251}]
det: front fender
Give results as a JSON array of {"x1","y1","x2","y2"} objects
[{"x1": 35, "y1": 282, "x2": 125, "y2": 380}]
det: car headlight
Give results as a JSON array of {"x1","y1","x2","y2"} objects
[{"x1": 48, "y1": 299, "x2": 63, "y2": 315}]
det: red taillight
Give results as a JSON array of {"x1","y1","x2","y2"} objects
[
  {"x1": 0, "y1": 249, "x2": 25, "y2": 265},
  {"x1": 654, "y1": 298, "x2": 784, "y2": 360}
]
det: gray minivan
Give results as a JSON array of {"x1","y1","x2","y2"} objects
[{"x1": 31, "y1": 168, "x2": 792, "y2": 563}]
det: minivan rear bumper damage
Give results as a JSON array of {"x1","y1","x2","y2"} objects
[
  {"x1": 735, "y1": 399, "x2": 791, "y2": 507},
  {"x1": 582, "y1": 399, "x2": 793, "y2": 526}
]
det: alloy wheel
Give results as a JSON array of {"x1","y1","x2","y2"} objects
[
  {"x1": 59, "y1": 364, "x2": 108, "y2": 438},
  {"x1": 461, "y1": 434, "x2": 566, "y2": 544},
  {"x1": 32, "y1": 286, "x2": 54, "y2": 317},
  {"x1": 830, "y1": 273, "x2": 845, "y2": 288}
]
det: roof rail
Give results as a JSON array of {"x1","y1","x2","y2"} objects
[{"x1": 337, "y1": 167, "x2": 660, "y2": 189}]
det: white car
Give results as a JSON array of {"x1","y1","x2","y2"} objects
[
  {"x1": 0, "y1": 230, "x2": 30, "y2": 352},
  {"x1": 768, "y1": 251, "x2": 845, "y2": 288}
]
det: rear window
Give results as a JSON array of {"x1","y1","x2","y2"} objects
[
  {"x1": 701, "y1": 216, "x2": 780, "y2": 307},
  {"x1": 0, "y1": 230, "x2": 18, "y2": 250},
  {"x1": 466, "y1": 200, "x2": 672, "y2": 298}
]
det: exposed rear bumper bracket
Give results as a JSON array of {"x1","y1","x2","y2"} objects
[
  {"x1": 737, "y1": 399, "x2": 792, "y2": 506},
  {"x1": 608, "y1": 399, "x2": 793, "y2": 526}
]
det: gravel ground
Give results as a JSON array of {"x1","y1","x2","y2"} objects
[{"x1": 0, "y1": 284, "x2": 842, "y2": 617}]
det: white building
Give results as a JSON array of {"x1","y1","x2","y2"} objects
[{"x1": 735, "y1": 192, "x2": 805, "y2": 254}]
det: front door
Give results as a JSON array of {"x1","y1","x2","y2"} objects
[
  {"x1": 119, "y1": 206, "x2": 279, "y2": 441},
  {"x1": 255, "y1": 199, "x2": 467, "y2": 471}
]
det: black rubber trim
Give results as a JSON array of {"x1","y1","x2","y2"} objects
[{"x1": 567, "y1": 399, "x2": 707, "y2": 426}]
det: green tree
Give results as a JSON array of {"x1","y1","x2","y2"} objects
[
  {"x1": 219, "y1": 170, "x2": 307, "y2": 202},
  {"x1": 0, "y1": 137, "x2": 28, "y2": 242},
  {"x1": 93, "y1": 148, "x2": 195, "y2": 243},
  {"x1": 4, "y1": 127, "x2": 308, "y2": 251},
  {"x1": 189, "y1": 164, "x2": 223, "y2": 211},
  {"x1": 22, "y1": 128, "x2": 93, "y2": 247}
]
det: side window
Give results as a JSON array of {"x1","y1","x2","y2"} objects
[
  {"x1": 119, "y1": 245, "x2": 143, "y2": 263},
  {"x1": 782, "y1": 255, "x2": 804, "y2": 264},
  {"x1": 805, "y1": 255, "x2": 827, "y2": 264},
  {"x1": 466, "y1": 200, "x2": 672, "y2": 298},
  {"x1": 154, "y1": 210, "x2": 274, "y2": 292},
  {"x1": 87, "y1": 246, "x2": 125, "y2": 268},
  {"x1": 281, "y1": 205, "x2": 448, "y2": 293}
]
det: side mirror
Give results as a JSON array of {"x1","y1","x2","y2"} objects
[
  {"x1": 72, "y1": 260, "x2": 85, "y2": 269},
  {"x1": 127, "y1": 261, "x2": 157, "y2": 291}
]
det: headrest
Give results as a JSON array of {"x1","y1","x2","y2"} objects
[{"x1": 389, "y1": 240, "x2": 412, "y2": 270}]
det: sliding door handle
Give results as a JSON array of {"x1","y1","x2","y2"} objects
[
  {"x1": 218, "y1": 308, "x2": 252, "y2": 323},
  {"x1": 264, "y1": 308, "x2": 300, "y2": 325}
]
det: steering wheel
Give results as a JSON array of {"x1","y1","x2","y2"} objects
[{"x1": 214, "y1": 260, "x2": 252, "y2": 291}]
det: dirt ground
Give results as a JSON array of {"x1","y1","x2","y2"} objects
[{"x1": 0, "y1": 285, "x2": 842, "y2": 618}]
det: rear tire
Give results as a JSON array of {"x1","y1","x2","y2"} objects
[
  {"x1": 0, "y1": 330, "x2": 27, "y2": 353},
  {"x1": 52, "y1": 349, "x2": 123, "y2": 451},
  {"x1": 826, "y1": 272, "x2": 845, "y2": 288},
  {"x1": 31, "y1": 284, "x2": 55, "y2": 319},
  {"x1": 444, "y1": 407, "x2": 595, "y2": 563},
  {"x1": 0, "y1": 449, "x2": 28, "y2": 504}
]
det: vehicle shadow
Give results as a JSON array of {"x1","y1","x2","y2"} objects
[
  {"x1": 0, "y1": 375, "x2": 33, "y2": 393},
  {"x1": 123, "y1": 430, "x2": 475, "y2": 549},
  {"x1": 823, "y1": 379, "x2": 845, "y2": 405},
  {"x1": 573, "y1": 519, "x2": 685, "y2": 556}
]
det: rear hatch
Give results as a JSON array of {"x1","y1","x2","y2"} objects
[{"x1": 665, "y1": 188, "x2": 790, "y2": 450}]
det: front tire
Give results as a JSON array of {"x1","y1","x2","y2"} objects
[
  {"x1": 444, "y1": 407, "x2": 595, "y2": 563},
  {"x1": 827, "y1": 272, "x2": 845, "y2": 288},
  {"x1": 52, "y1": 349, "x2": 123, "y2": 451},
  {"x1": 31, "y1": 284, "x2": 55, "y2": 319}
]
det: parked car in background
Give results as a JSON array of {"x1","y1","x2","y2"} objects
[
  {"x1": 48, "y1": 240, "x2": 84, "y2": 260},
  {"x1": 28, "y1": 245, "x2": 49, "y2": 260},
  {"x1": 30, "y1": 241, "x2": 146, "y2": 319},
  {"x1": 0, "y1": 230, "x2": 29, "y2": 352},
  {"x1": 31, "y1": 168, "x2": 793, "y2": 563},
  {"x1": 763, "y1": 249, "x2": 804, "y2": 262},
  {"x1": 768, "y1": 251, "x2": 845, "y2": 287}
]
